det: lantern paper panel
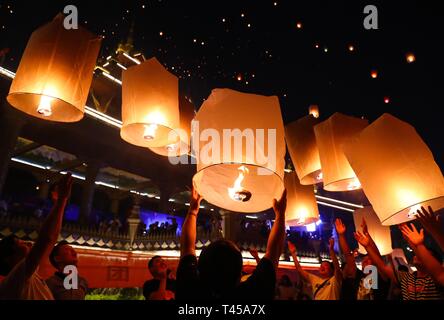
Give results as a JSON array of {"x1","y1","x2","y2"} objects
[
  {"x1": 192, "y1": 88, "x2": 285, "y2": 213},
  {"x1": 314, "y1": 112, "x2": 368, "y2": 192},
  {"x1": 344, "y1": 113, "x2": 444, "y2": 226},
  {"x1": 121, "y1": 57, "x2": 180, "y2": 148},
  {"x1": 148, "y1": 95, "x2": 195, "y2": 157},
  {"x1": 7, "y1": 14, "x2": 101, "y2": 122},
  {"x1": 284, "y1": 171, "x2": 319, "y2": 226},
  {"x1": 354, "y1": 206, "x2": 393, "y2": 256},
  {"x1": 285, "y1": 115, "x2": 323, "y2": 185}
]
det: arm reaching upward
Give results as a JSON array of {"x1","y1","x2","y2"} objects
[
  {"x1": 334, "y1": 218, "x2": 356, "y2": 278},
  {"x1": 264, "y1": 190, "x2": 287, "y2": 269},
  {"x1": 249, "y1": 248, "x2": 261, "y2": 264},
  {"x1": 329, "y1": 238, "x2": 343, "y2": 282},
  {"x1": 400, "y1": 223, "x2": 444, "y2": 286},
  {"x1": 416, "y1": 206, "x2": 444, "y2": 252},
  {"x1": 180, "y1": 184, "x2": 202, "y2": 258},
  {"x1": 288, "y1": 240, "x2": 310, "y2": 282}
]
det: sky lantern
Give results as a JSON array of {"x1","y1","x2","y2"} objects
[
  {"x1": 285, "y1": 115, "x2": 323, "y2": 185},
  {"x1": 344, "y1": 113, "x2": 444, "y2": 225},
  {"x1": 192, "y1": 88, "x2": 285, "y2": 213},
  {"x1": 314, "y1": 112, "x2": 368, "y2": 192},
  {"x1": 148, "y1": 95, "x2": 195, "y2": 157},
  {"x1": 284, "y1": 171, "x2": 319, "y2": 226},
  {"x1": 7, "y1": 14, "x2": 101, "y2": 122},
  {"x1": 120, "y1": 57, "x2": 180, "y2": 148}
]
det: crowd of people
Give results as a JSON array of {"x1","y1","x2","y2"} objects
[{"x1": 0, "y1": 174, "x2": 443, "y2": 300}]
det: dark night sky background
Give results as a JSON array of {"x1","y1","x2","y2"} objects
[{"x1": 1, "y1": 0, "x2": 443, "y2": 168}]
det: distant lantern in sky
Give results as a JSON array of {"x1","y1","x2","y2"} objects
[
  {"x1": 371, "y1": 70, "x2": 378, "y2": 79},
  {"x1": 344, "y1": 113, "x2": 444, "y2": 225},
  {"x1": 314, "y1": 113, "x2": 368, "y2": 192},
  {"x1": 120, "y1": 57, "x2": 180, "y2": 148},
  {"x1": 285, "y1": 172, "x2": 319, "y2": 226},
  {"x1": 148, "y1": 95, "x2": 195, "y2": 157},
  {"x1": 308, "y1": 104, "x2": 320, "y2": 118},
  {"x1": 7, "y1": 14, "x2": 101, "y2": 122},
  {"x1": 406, "y1": 52, "x2": 416, "y2": 63},
  {"x1": 285, "y1": 115, "x2": 323, "y2": 185},
  {"x1": 354, "y1": 206, "x2": 392, "y2": 256},
  {"x1": 296, "y1": 22, "x2": 303, "y2": 29},
  {"x1": 384, "y1": 96, "x2": 390, "y2": 104},
  {"x1": 192, "y1": 88, "x2": 285, "y2": 213},
  {"x1": 348, "y1": 45, "x2": 355, "y2": 52}
]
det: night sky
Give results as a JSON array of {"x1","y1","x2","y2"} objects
[{"x1": 1, "y1": 0, "x2": 443, "y2": 167}]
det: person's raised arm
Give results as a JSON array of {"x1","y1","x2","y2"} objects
[
  {"x1": 328, "y1": 238, "x2": 343, "y2": 282},
  {"x1": 334, "y1": 218, "x2": 356, "y2": 278},
  {"x1": 287, "y1": 240, "x2": 310, "y2": 282},
  {"x1": 361, "y1": 217, "x2": 383, "y2": 258},
  {"x1": 180, "y1": 184, "x2": 202, "y2": 258},
  {"x1": 417, "y1": 206, "x2": 444, "y2": 252},
  {"x1": 354, "y1": 231, "x2": 397, "y2": 284},
  {"x1": 24, "y1": 174, "x2": 72, "y2": 279},
  {"x1": 400, "y1": 223, "x2": 444, "y2": 286},
  {"x1": 264, "y1": 190, "x2": 287, "y2": 269}
]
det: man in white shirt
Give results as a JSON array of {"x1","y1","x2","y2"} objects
[
  {"x1": 0, "y1": 174, "x2": 73, "y2": 300},
  {"x1": 288, "y1": 238, "x2": 342, "y2": 300}
]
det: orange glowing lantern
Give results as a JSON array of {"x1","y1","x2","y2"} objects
[
  {"x1": 314, "y1": 113, "x2": 368, "y2": 192},
  {"x1": 285, "y1": 115, "x2": 323, "y2": 185},
  {"x1": 354, "y1": 206, "x2": 392, "y2": 256},
  {"x1": 285, "y1": 171, "x2": 319, "y2": 226},
  {"x1": 7, "y1": 14, "x2": 101, "y2": 122},
  {"x1": 192, "y1": 88, "x2": 286, "y2": 213},
  {"x1": 148, "y1": 95, "x2": 195, "y2": 157},
  {"x1": 308, "y1": 104, "x2": 320, "y2": 118},
  {"x1": 344, "y1": 113, "x2": 444, "y2": 225},
  {"x1": 120, "y1": 57, "x2": 180, "y2": 148}
]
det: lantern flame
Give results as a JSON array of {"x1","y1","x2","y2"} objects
[
  {"x1": 316, "y1": 172, "x2": 323, "y2": 181},
  {"x1": 37, "y1": 95, "x2": 53, "y2": 117},
  {"x1": 228, "y1": 165, "x2": 252, "y2": 202},
  {"x1": 166, "y1": 143, "x2": 176, "y2": 152},
  {"x1": 143, "y1": 124, "x2": 158, "y2": 141}
]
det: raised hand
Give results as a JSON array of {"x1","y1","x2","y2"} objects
[
  {"x1": 335, "y1": 218, "x2": 346, "y2": 235},
  {"x1": 399, "y1": 223, "x2": 424, "y2": 246},
  {"x1": 189, "y1": 183, "x2": 203, "y2": 212},
  {"x1": 354, "y1": 231, "x2": 370, "y2": 247},
  {"x1": 249, "y1": 247, "x2": 259, "y2": 259},
  {"x1": 272, "y1": 189, "x2": 287, "y2": 217},
  {"x1": 417, "y1": 206, "x2": 440, "y2": 234},
  {"x1": 51, "y1": 173, "x2": 73, "y2": 203},
  {"x1": 287, "y1": 241, "x2": 297, "y2": 255}
]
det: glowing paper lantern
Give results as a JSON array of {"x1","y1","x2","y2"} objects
[
  {"x1": 314, "y1": 113, "x2": 368, "y2": 192},
  {"x1": 344, "y1": 113, "x2": 444, "y2": 225},
  {"x1": 284, "y1": 172, "x2": 319, "y2": 226},
  {"x1": 354, "y1": 206, "x2": 392, "y2": 256},
  {"x1": 192, "y1": 88, "x2": 285, "y2": 213},
  {"x1": 285, "y1": 115, "x2": 323, "y2": 185},
  {"x1": 7, "y1": 14, "x2": 101, "y2": 122},
  {"x1": 308, "y1": 105, "x2": 319, "y2": 118},
  {"x1": 121, "y1": 57, "x2": 180, "y2": 148},
  {"x1": 148, "y1": 96, "x2": 195, "y2": 157}
]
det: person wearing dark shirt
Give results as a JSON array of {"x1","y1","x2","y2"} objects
[
  {"x1": 335, "y1": 218, "x2": 390, "y2": 300},
  {"x1": 143, "y1": 256, "x2": 176, "y2": 300},
  {"x1": 176, "y1": 184, "x2": 287, "y2": 301}
]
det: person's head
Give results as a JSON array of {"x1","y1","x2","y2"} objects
[
  {"x1": 49, "y1": 241, "x2": 78, "y2": 270},
  {"x1": 198, "y1": 240, "x2": 243, "y2": 296},
  {"x1": 148, "y1": 255, "x2": 168, "y2": 278},
  {"x1": 361, "y1": 254, "x2": 373, "y2": 270},
  {"x1": 279, "y1": 274, "x2": 292, "y2": 287},
  {"x1": 0, "y1": 235, "x2": 32, "y2": 276},
  {"x1": 319, "y1": 260, "x2": 334, "y2": 278}
]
